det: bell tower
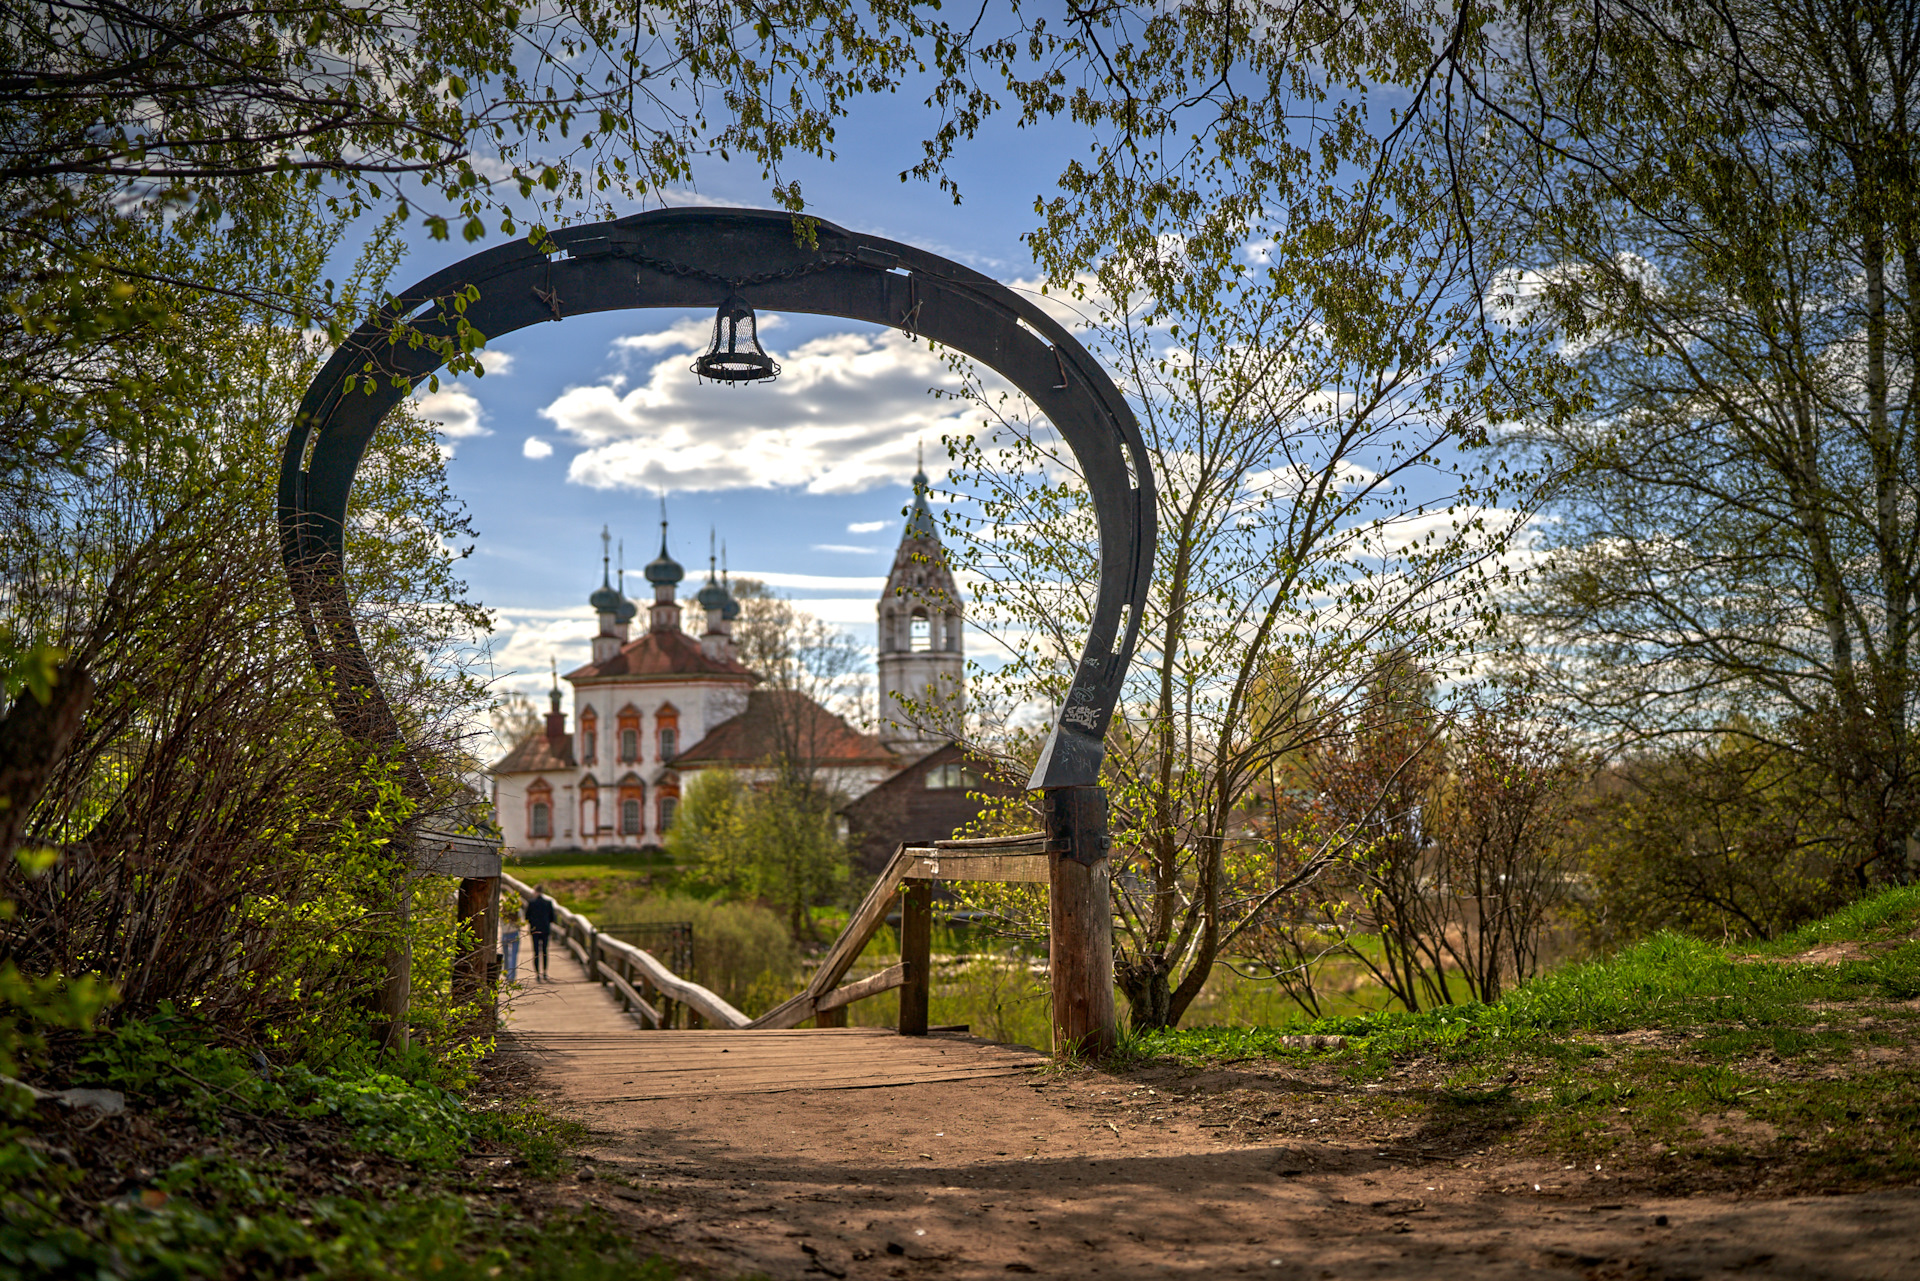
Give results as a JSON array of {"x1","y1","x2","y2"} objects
[{"x1": 876, "y1": 457, "x2": 964, "y2": 753}]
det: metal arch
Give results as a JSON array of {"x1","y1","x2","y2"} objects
[{"x1": 280, "y1": 208, "x2": 1154, "y2": 789}]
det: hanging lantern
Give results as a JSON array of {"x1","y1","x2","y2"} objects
[{"x1": 691, "y1": 293, "x2": 780, "y2": 383}]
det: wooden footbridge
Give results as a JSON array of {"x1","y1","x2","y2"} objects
[{"x1": 497, "y1": 837, "x2": 1060, "y2": 1098}]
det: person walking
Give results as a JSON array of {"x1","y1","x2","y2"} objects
[
  {"x1": 524, "y1": 885, "x2": 556, "y2": 981},
  {"x1": 500, "y1": 895, "x2": 523, "y2": 983}
]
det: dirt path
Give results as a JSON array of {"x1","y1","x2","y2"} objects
[{"x1": 502, "y1": 953, "x2": 1920, "y2": 1278}]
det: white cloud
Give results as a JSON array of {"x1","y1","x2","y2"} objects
[
  {"x1": 476, "y1": 350, "x2": 516, "y2": 376},
  {"x1": 414, "y1": 385, "x2": 490, "y2": 440},
  {"x1": 847, "y1": 520, "x2": 888, "y2": 534},
  {"x1": 735, "y1": 570, "x2": 887, "y2": 592},
  {"x1": 811, "y1": 543, "x2": 878, "y2": 554},
  {"x1": 542, "y1": 322, "x2": 997, "y2": 495},
  {"x1": 522, "y1": 436, "x2": 554, "y2": 459}
]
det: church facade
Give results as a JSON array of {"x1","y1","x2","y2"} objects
[{"x1": 489, "y1": 465, "x2": 988, "y2": 854}]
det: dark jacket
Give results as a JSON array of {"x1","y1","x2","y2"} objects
[{"x1": 524, "y1": 894, "x2": 556, "y2": 933}]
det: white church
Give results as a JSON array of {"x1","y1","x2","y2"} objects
[{"x1": 489, "y1": 464, "x2": 969, "y2": 852}]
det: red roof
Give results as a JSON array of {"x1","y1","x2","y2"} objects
[
  {"x1": 672, "y1": 690, "x2": 897, "y2": 769},
  {"x1": 492, "y1": 730, "x2": 575, "y2": 774},
  {"x1": 565, "y1": 628, "x2": 756, "y2": 683}
]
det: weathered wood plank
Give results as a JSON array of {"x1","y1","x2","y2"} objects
[
  {"x1": 815, "y1": 963, "x2": 907, "y2": 1013},
  {"x1": 931, "y1": 832, "x2": 1046, "y2": 851},
  {"x1": 901, "y1": 850, "x2": 1049, "y2": 883}
]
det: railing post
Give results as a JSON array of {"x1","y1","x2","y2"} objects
[
  {"x1": 454, "y1": 876, "x2": 495, "y2": 1020},
  {"x1": 1045, "y1": 786, "x2": 1116, "y2": 1059},
  {"x1": 899, "y1": 880, "x2": 932, "y2": 1036}
]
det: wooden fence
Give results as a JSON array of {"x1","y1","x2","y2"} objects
[{"x1": 502, "y1": 832, "x2": 1046, "y2": 1035}]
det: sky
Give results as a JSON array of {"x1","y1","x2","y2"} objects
[{"x1": 368, "y1": 78, "x2": 1087, "y2": 701}]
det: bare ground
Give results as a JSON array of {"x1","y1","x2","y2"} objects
[{"x1": 505, "y1": 1040, "x2": 1920, "y2": 1280}]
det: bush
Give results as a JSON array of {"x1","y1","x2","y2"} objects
[{"x1": 594, "y1": 891, "x2": 799, "y2": 1015}]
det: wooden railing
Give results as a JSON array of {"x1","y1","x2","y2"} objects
[{"x1": 502, "y1": 832, "x2": 1046, "y2": 1035}]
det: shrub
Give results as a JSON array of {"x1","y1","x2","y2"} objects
[{"x1": 594, "y1": 891, "x2": 799, "y2": 1015}]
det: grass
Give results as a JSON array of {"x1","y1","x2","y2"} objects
[
  {"x1": 1128, "y1": 884, "x2": 1920, "y2": 1194},
  {"x1": 1, "y1": 1016, "x2": 679, "y2": 1279},
  {"x1": 505, "y1": 848, "x2": 683, "y2": 915}
]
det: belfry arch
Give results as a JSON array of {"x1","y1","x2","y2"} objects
[{"x1": 280, "y1": 208, "x2": 1155, "y2": 1053}]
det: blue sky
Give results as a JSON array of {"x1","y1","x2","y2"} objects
[{"x1": 374, "y1": 81, "x2": 1087, "y2": 697}]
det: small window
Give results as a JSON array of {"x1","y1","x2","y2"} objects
[
  {"x1": 659, "y1": 726, "x2": 678, "y2": 760},
  {"x1": 621, "y1": 798, "x2": 641, "y2": 835},
  {"x1": 530, "y1": 802, "x2": 551, "y2": 838},
  {"x1": 658, "y1": 796, "x2": 678, "y2": 831},
  {"x1": 620, "y1": 728, "x2": 638, "y2": 762},
  {"x1": 581, "y1": 729, "x2": 597, "y2": 763},
  {"x1": 911, "y1": 613, "x2": 931, "y2": 652}
]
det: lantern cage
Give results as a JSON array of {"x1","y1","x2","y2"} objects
[{"x1": 691, "y1": 293, "x2": 780, "y2": 383}]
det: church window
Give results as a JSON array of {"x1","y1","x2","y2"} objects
[
  {"x1": 658, "y1": 795, "x2": 678, "y2": 831},
  {"x1": 910, "y1": 610, "x2": 931, "y2": 652},
  {"x1": 617, "y1": 706, "x2": 640, "y2": 762},
  {"x1": 580, "y1": 708, "x2": 598, "y2": 764},
  {"x1": 621, "y1": 798, "x2": 641, "y2": 835},
  {"x1": 656, "y1": 705, "x2": 680, "y2": 763},
  {"x1": 580, "y1": 780, "x2": 599, "y2": 834},
  {"x1": 946, "y1": 612, "x2": 962, "y2": 652},
  {"x1": 526, "y1": 781, "x2": 554, "y2": 841}
]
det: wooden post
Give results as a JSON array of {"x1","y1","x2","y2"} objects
[
  {"x1": 815, "y1": 1004, "x2": 848, "y2": 1029},
  {"x1": 454, "y1": 876, "x2": 494, "y2": 1009},
  {"x1": 1045, "y1": 786, "x2": 1116, "y2": 1059},
  {"x1": 899, "y1": 880, "x2": 932, "y2": 1036}
]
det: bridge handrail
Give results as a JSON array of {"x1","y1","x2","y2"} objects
[
  {"x1": 504, "y1": 835, "x2": 1047, "y2": 1033},
  {"x1": 501, "y1": 871, "x2": 750, "y2": 1028}
]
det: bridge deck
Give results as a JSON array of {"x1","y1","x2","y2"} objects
[{"x1": 498, "y1": 938, "x2": 1042, "y2": 1101}]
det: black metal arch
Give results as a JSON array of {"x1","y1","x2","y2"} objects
[{"x1": 280, "y1": 208, "x2": 1154, "y2": 789}]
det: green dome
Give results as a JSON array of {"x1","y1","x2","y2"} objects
[
  {"x1": 696, "y1": 576, "x2": 730, "y2": 611},
  {"x1": 589, "y1": 579, "x2": 622, "y2": 613},
  {"x1": 644, "y1": 535, "x2": 684, "y2": 586}
]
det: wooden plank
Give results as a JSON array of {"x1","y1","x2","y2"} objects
[
  {"x1": 900, "y1": 881, "x2": 931, "y2": 1036},
  {"x1": 1045, "y1": 789, "x2": 1117, "y2": 1058},
  {"x1": 815, "y1": 963, "x2": 907, "y2": 1013},
  {"x1": 901, "y1": 850, "x2": 1049, "y2": 883},
  {"x1": 931, "y1": 832, "x2": 1046, "y2": 850}
]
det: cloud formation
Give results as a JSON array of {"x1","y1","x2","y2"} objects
[
  {"x1": 522, "y1": 436, "x2": 554, "y2": 459},
  {"x1": 541, "y1": 322, "x2": 994, "y2": 494},
  {"x1": 847, "y1": 520, "x2": 888, "y2": 533}
]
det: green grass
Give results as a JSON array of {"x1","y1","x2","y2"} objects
[
  {"x1": 1132, "y1": 885, "x2": 1920, "y2": 1192},
  {"x1": 505, "y1": 848, "x2": 683, "y2": 915},
  {"x1": 1, "y1": 1015, "x2": 677, "y2": 1280}
]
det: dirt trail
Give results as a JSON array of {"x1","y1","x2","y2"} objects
[{"x1": 506, "y1": 952, "x2": 1920, "y2": 1279}]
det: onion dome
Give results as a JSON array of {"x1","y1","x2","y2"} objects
[
  {"x1": 589, "y1": 526, "x2": 623, "y2": 612},
  {"x1": 644, "y1": 525, "x2": 684, "y2": 586},
  {"x1": 696, "y1": 575, "x2": 729, "y2": 612},
  {"x1": 614, "y1": 595, "x2": 638, "y2": 625}
]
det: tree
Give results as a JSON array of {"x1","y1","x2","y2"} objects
[
  {"x1": 944, "y1": 0, "x2": 1571, "y2": 1027},
  {"x1": 669, "y1": 587, "x2": 865, "y2": 940},
  {"x1": 1467, "y1": 0, "x2": 1920, "y2": 889},
  {"x1": 1429, "y1": 691, "x2": 1586, "y2": 1002},
  {"x1": 0, "y1": 196, "x2": 485, "y2": 1039}
]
